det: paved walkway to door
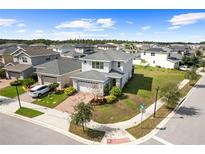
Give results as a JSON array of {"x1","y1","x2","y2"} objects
[{"x1": 55, "y1": 92, "x2": 94, "y2": 113}]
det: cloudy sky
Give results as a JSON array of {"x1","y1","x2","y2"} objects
[{"x1": 1, "y1": 9, "x2": 205, "y2": 42}]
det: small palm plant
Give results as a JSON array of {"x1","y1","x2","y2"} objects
[{"x1": 71, "y1": 102, "x2": 93, "y2": 132}]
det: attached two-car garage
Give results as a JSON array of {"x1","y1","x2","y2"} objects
[{"x1": 77, "y1": 80, "x2": 100, "y2": 93}]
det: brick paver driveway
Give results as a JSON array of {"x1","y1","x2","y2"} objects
[
  {"x1": 55, "y1": 92, "x2": 94, "y2": 113},
  {"x1": 0, "y1": 79, "x2": 14, "y2": 89}
]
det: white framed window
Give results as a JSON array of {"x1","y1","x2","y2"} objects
[
  {"x1": 22, "y1": 57, "x2": 28, "y2": 63},
  {"x1": 92, "y1": 61, "x2": 104, "y2": 69},
  {"x1": 151, "y1": 52, "x2": 155, "y2": 56}
]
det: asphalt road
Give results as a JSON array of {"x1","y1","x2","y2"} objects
[
  {"x1": 142, "y1": 75, "x2": 205, "y2": 145},
  {"x1": 0, "y1": 113, "x2": 84, "y2": 145}
]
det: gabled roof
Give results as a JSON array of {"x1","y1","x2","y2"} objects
[
  {"x1": 35, "y1": 57, "x2": 81, "y2": 75},
  {"x1": 81, "y1": 49, "x2": 134, "y2": 62},
  {"x1": 0, "y1": 46, "x2": 18, "y2": 55},
  {"x1": 97, "y1": 44, "x2": 117, "y2": 48},
  {"x1": 11, "y1": 46, "x2": 59, "y2": 57}
]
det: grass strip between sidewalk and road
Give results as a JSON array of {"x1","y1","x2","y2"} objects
[
  {"x1": 69, "y1": 122, "x2": 105, "y2": 142},
  {"x1": 15, "y1": 107, "x2": 44, "y2": 118}
]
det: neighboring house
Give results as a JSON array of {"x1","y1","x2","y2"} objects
[
  {"x1": 52, "y1": 44, "x2": 74, "y2": 54},
  {"x1": 170, "y1": 44, "x2": 191, "y2": 55},
  {"x1": 0, "y1": 45, "x2": 17, "y2": 66},
  {"x1": 74, "y1": 44, "x2": 95, "y2": 54},
  {"x1": 70, "y1": 50, "x2": 134, "y2": 96},
  {"x1": 140, "y1": 47, "x2": 181, "y2": 69},
  {"x1": 35, "y1": 57, "x2": 81, "y2": 89},
  {"x1": 96, "y1": 44, "x2": 118, "y2": 50},
  {"x1": 4, "y1": 46, "x2": 60, "y2": 79}
]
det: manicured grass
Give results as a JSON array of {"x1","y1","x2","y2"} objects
[
  {"x1": 69, "y1": 122, "x2": 105, "y2": 142},
  {"x1": 92, "y1": 66, "x2": 186, "y2": 124},
  {"x1": 127, "y1": 105, "x2": 172, "y2": 139},
  {"x1": 15, "y1": 107, "x2": 44, "y2": 118},
  {"x1": 0, "y1": 85, "x2": 25, "y2": 98},
  {"x1": 33, "y1": 92, "x2": 68, "y2": 108}
]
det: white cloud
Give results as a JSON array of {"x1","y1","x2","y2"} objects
[
  {"x1": 96, "y1": 18, "x2": 115, "y2": 28},
  {"x1": 17, "y1": 29, "x2": 26, "y2": 33},
  {"x1": 168, "y1": 26, "x2": 181, "y2": 30},
  {"x1": 126, "y1": 21, "x2": 133, "y2": 24},
  {"x1": 0, "y1": 18, "x2": 17, "y2": 26},
  {"x1": 17, "y1": 23, "x2": 26, "y2": 27},
  {"x1": 136, "y1": 32, "x2": 144, "y2": 36},
  {"x1": 169, "y1": 12, "x2": 205, "y2": 26},
  {"x1": 35, "y1": 29, "x2": 44, "y2": 33},
  {"x1": 141, "y1": 26, "x2": 151, "y2": 30},
  {"x1": 56, "y1": 18, "x2": 115, "y2": 31}
]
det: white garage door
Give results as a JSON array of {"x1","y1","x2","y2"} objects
[{"x1": 77, "y1": 81, "x2": 100, "y2": 93}]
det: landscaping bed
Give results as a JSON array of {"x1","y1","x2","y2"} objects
[
  {"x1": 15, "y1": 107, "x2": 44, "y2": 118},
  {"x1": 69, "y1": 122, "x2": 105, "y2": 142},
  {"x1": 33, "y1": 92, "x2": 68, "y2": 108},
  {"x1": 92, "y1": 66, "x2": 186, "y2": 124},
  {"x1": 0, "y1": 85, "x2": 25, "y2": 98}
]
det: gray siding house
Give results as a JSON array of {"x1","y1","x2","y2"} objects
[{"x1": 4, "y1": 46, "x2": 60, "y2": 79}]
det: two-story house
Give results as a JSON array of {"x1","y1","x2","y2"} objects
[
  {"x1": 4, "y1": 46, "x2": 60, "y2": 79},
  {"x1": 0, "y1": 45, "x2": 17, "y2": 66},
  {"x1": 140, "y1": 47, "x2": 182, "y2": 69},
  {"x1": 70, "y1": 50, "x2": 134, "y2": 96}
]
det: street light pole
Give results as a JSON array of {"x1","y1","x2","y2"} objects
[{"x1": 153, "y1": 86, "x2": 159, "y2": 118}]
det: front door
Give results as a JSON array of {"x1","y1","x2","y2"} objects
[{"x1": 112, "y1": 78, "x2": 116, "y2": 87}]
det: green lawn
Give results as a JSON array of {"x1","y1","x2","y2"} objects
[
  {"x1": 0, "y1": 85, "x2": 25, "y2": 98},
  {"x1": 92, "y1": 65, "x2": 186, "y2": 124},
  {"x1": 15, "y1": 107, "x2": 44, "y2": 118},
  {"x1": 33, "y1": 92, "x2": 68, "y2": 108},
  {"x1": 69, "y1": 122, "x2": 105, "y2": 142}
]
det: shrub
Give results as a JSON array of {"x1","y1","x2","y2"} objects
[
  {"x1": 105, "y1": 94, "x2": 117, "y2": 104},
  {"x1": 109, "y1": 86, "x2": 122, "y2": 97},
  {"x1": 10, "y1": 80, "x2": 23, "y2": 86},
  {"x1": 0, "y1": 68, "x2": 6, "y2": 79},
  {"x1": 23, "y1": 78, "x2": 35, "y2": 88},
  {"x1": 49, "y1": 82, "x2": 59, "y2": 92},
  {"x1": 64, "y1": 86, "x2": 76, "y2": 96},
  {"x1": 30, "y1": 73, "x2": 38, "y2": 82}
]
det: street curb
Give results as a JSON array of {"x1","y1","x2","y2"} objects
[
  {"x1": 124, "y1": 75, "x2": 203, "y2": 145},
  {"x1": 0, "y1": 110, "x2": 100, "y2": 145}
]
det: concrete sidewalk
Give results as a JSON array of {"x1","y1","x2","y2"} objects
[{"x1": 0, "y1": 78, "x2": 190, "y2": 144}]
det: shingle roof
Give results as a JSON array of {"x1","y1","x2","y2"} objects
[
  {"x1": 97, "y1": 44, "x2": 117, "y2": 48},
  {"x1": 81, "y1": 49, "x2": 134, "y2": 62},
  {"x1": 4, "y1": 64, "x2": 32, "y2": 72},
  {"x1": 75, "y1": 44, "x2": 94, "y2": 48},
  {"x1": 0, "y1": 46, "x2": 18, "y2": 55},
  {"x1": 70, "y1": 70, "x2": 108, "y2": 82},
  {"x1": 35, "y1": 57, "x2": 81, "y2": 75},
  {"x1": 16, "y1": 46, "x2": 59, "y2": 57}
]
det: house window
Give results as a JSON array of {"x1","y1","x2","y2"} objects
[
  {"x1": 84, "y1": 61, "x2": 87, "y2": 64},
  {"x1": 144, "y1": 52, "x2": 146, "y2": 55},
  {"x1": 22, "y1": 57, "x2": 28, "y2": 63},
  {"x1": 118, "y1": 62, "x2": 121, "y2": 68},
  {"x1": 151, "y1": 52, "x2": 155, "y2": 56},
  {"x1": 92, "y1": 61, "x2": 104, "y2": 69},
  {"x1": 153, "y1": 60, "x2": 155, "y2": 64},
  {"x1": 46, "y1": 56, "x2": 51, "y2": 61}
]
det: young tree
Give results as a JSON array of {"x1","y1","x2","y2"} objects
[
  {"x1": 185, "y1": 69, "x2": 198, "y2": 82},
  {"x1": 71, "y1": 102, "x2": 93, "y2": 132},
  {"x1": 161, "y1": 84, "x2": 181, "y2": 109}
]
